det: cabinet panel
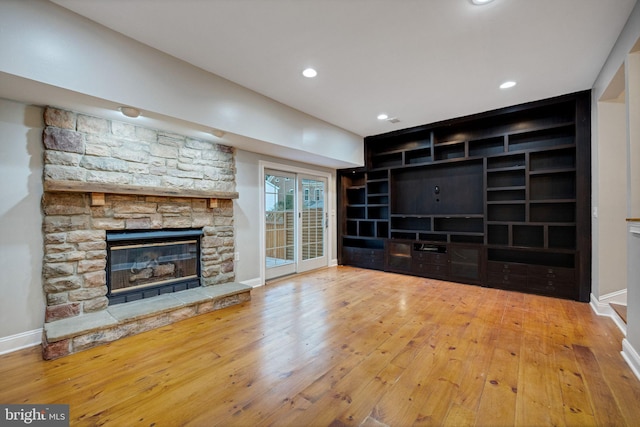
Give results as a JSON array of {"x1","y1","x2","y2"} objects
[
  {"x1": 342, "y1": 247, "x2": 385, "y2": 270},
  {"x1": 386, "y1": 241, "x2": 412, "y2": 273},
  {"x1": 412, "y1": 243, "x2": 448, "y2": 278},
  {"x1": 487, "y1": 261, "x2": 528, "y2": 275},
  {"x1": 414, "y1": 251, "x2": 448, "y2": 265},
  {"x1": 391, "y1": 161, "x2": 484, "y2": 215},
  {"x1": 528, "y1": 265, "x2": 575, "y2": 282},
  {"x1": 449, "y1": 245, "x2": 482, "y2": 282},
  {"x1": 487, "y1": 272, "x2": 528, "y2": 289},
  {"x1": 414, "y1": 262, "x2": 449, "y2": 278}
]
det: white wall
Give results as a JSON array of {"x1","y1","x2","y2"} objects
[{"x1": 0, "y1": 99, "x2": 45, "y2": 348}]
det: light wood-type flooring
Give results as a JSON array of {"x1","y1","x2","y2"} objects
[{"x1": 1, "y1": 266, "x2": 639, "y2": 426}]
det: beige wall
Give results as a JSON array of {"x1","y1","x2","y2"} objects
[
  {"x1": 592, "y1": 0, "x2": 640, "y2": 376},
  {"x1": 595, "y1": 100, "x2": 628, "y2": 297},
  {"x1": 626, "y1": 50, "x2": 640, "y2": 361},
  {"x1": 0, "y1": 99, "x2": 45, "y2": 339}
]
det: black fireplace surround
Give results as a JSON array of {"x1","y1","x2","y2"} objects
[{"x1": 106, "y1": 229, "x2": 203, "y2": 304}]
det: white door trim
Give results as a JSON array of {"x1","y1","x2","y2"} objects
[{"x1": 259, "y1": 160, "x2": 333, "y2": 285}]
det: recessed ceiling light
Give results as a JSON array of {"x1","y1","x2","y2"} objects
[
  {"x1": 119, "y1": 106, "x2": 140, "y2": 118},
  {"x1": 471, "y1": 0, "x2": 494, "y2": 5},
  {"x1": 210, "y1": 129, "x2": 226, "y2": 138},
  {"x1": 500, "y1": 81, "x2": 517, "y2": 89},
  {"x1": 302, "y1": 68, "x2": 317, "y2": 78},
  {"x1": 377, "y1": 113, "x2": 389, "y2": 120}
]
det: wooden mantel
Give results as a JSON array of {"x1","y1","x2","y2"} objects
[{"x1": 44, "y1": 180, "x2": 239, "y2": 201}]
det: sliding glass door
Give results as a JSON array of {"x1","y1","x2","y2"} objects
[{"x1": 264, "y1": 169, "x2": 327, "y2": 280}]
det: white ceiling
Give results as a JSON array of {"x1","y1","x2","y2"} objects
[{"x1": 51, "y1": 0, "x2": 636, "y2": 138}]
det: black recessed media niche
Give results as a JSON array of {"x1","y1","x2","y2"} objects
[{"x1": 338, "y1": 91, "x2": 591, "y2": 301}]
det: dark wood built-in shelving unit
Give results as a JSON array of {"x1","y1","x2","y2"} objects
[{"x1": 338, "y1": 91, "x2": 591, "y2": 301}]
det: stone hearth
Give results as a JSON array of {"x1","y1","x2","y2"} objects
[{"x1": 40, "y1": 107, "x2": 250, "y2": 359}]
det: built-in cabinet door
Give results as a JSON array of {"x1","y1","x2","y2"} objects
[{"x1": 449, "y1": 244, "x2": 483, "y2": 284}]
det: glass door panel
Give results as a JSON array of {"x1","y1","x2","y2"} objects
[
  {"x1": 299, "y1": 176, "x2": 327, "y2": 272},
  {"x1": 265, "y1": 170, "x2": 296, "y2": 279}
]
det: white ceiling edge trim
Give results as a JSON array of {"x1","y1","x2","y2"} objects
[{"x1": 0, "y1": 0, "x2": 363, "y2": 169}]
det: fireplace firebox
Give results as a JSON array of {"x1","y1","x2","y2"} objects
[{"x1": 106, "y1": 229, "x2": 203, "y2": 304}]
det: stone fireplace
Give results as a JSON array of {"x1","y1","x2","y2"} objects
[{"x1": 40, "y1": 107, "x2": 251, "y2": 359}]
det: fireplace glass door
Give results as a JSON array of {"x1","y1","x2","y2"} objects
[{"x1": 107, "y1": 229, "x2": 202, "y2": 304}]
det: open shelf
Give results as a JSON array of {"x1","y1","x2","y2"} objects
[
  {"x1": 548, "y1": 225, "x2": 576, "y2": 249},
  {"x1": 487, "y1": 153, "x2": 525, "y2": 170},
  {"x1": 487, "y1": 189, "x2": 526, "y2": 202},
  {"x1": 488, "y1": 247, "x2": 575, "y2": 269},
  {"x1": 469, "y1": 136, "x2": 505, "y2": 157},
  {"x1": 488, "y1": 203, "x2": 525, "y2": 222},
  {"x1": 487, "y1": 169, "x2": 525, "y2": 188},
  {"x1": 346, "y1": 187, "x2": 366, "y2": 204},
  {"x1": 434, "y1": 141, "x2": 466, "y2": 161},
  {"x1": 529, "y1": 172, "x2": 575, "y2": 200},
  {"x1": 370, "y1": 152, "x2": 402, "y2": 169},
  {"x1": 417, "y1": 233, "x2": 448, "y2": 242},
  {"x1": 391, "y1": 216, "x2": 432, "y2": 232},
  {"x1": 367, "y1": 180, "x2": 388, "y2": 195},
  {"x1": 405, "y1": 147, "x2": 432, "y2": 165},
  {"x1": 512, "y1": 225, "x2": 544, "y2": 248},
  {"x1": 530, "y1": 202, "x2": 575, "y2": 222},
  {"x1": 342, "y1": 237, "x2": 385, "y2": 249},
  {"x1": 508, "y1": 125, "x2": 575, "y2": 152},
  {"x1": 530, "y1": 147, "x2": 576, "y2": 171},
  {"x1": 434, "y1": 216, "x2": 483, "y2": 233}
]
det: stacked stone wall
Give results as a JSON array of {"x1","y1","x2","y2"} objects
[
  {"x1": 41, "y1": 107, "x2": 237, "y2": 324},
  {"x1": 43, "y1": 107, "x2": 235, "y2": 193}
]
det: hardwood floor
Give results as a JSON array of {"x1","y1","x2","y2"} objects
[{"x1": 1, "y1": 266, "x2": 639, "y2": 426}]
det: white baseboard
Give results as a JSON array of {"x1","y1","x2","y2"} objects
[
  {"x1": 330, "y1": 258, "x2": 338, "y2": 267},
  {"x1": 0, "y1": 329, "x2": 42, "y2": 355},
  {"x1": 599, "y1": 288, "x2": 627, "y2": 305},
  {"x1": 589, "y1": 293, "x2": 627, "y2": 336},
  {"x1": 622, "y1": 339, "x2": 640, "y2": 381},
  {"x1": 241, "y1": 277, "x2": 263, "y2": 288}
]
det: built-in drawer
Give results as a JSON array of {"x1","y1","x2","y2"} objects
[
  {"x1": 343, "y1": 247, "x2": 384, "y2": 270},
  {"x1": 526, "y1": 276, "x2": 576, "y2": 299},
  {"x1": 414, "y1": 251, "x2": 448, "y2": 265},
  {"x1": 487, "y1": 272, "x2": 527, "y2": 288},
  {"x1": 487, "y1": 261, "x2": 528, "y2": 276},
  {"x1": 527, "y1": 265, "x2": 575, "y2": 282},
  {"x1": 527, "y1": 265, "x2": 576, "y2": 298},
  {"x1": 413, "y1": 262, "x2": 449, "y2": 278}
]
